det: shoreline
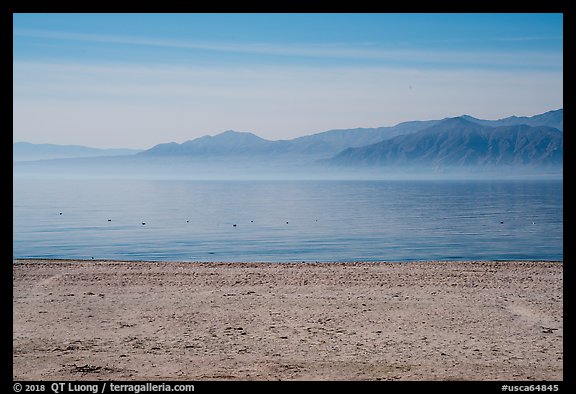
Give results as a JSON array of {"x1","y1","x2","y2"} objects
[
  {"x1": 13, "y1": 258, "x2": 565, "y2": 264},
  {"x1": 13, "y1": 260, "x2": 563, "y2": 381}
]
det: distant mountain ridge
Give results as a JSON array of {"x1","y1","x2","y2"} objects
[
  {"x1": 139, "y1": 109, "x2": 562, "y2": 160},
  {"x1": 461, "y1": 108, "x2": 563, "y2": 131},
  {"x1": 13, "y1": 142, "x2": 142, "y2": 162},
  {"x1": 138, "y1": 120, "x2": 447, "y2": 158},
  {"x1": 14, "y1": 109, "x2": 562, "y2": 177},
  {"x1": 143, "y1": 130, "x2": 279, "y2": 156},
  {"x1": 325, "y1": 117, "x2": 562, "y2": 168}
]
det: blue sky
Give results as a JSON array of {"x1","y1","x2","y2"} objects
[{"x1": 13, "y1": 13, "x2": 563, "y2": 149}]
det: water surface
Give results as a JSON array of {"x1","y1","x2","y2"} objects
[{"x1": 13, "y1": 179, "x2": 563, "y2": 262}]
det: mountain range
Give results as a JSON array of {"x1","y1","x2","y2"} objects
[
  {"x1": 140, "y1": 119, "x2": 443, "y2": 158},
  {"x1": 326, "y1": 117, "x2": 562, "y2": 168},
  {"x1": 13, "y1": 142, "x2": 142, "y2": 162},
  {"x1": 14, "y1": 109, "x2": 563, "y2": 178},
  {"x1": 138, "y1": 109, "x2": 562, "y2": 169}
]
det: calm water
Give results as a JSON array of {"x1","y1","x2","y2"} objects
[{"x1": 13, "y1": 179, "x2": 563, "y2": 262}]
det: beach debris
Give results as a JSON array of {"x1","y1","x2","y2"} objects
[
  {"x1": 71, "y1": 364, "x2": 103, "y2": 373},
  {"x1": 542, "y1": 327, "x2": 558, "y2": 334},
  {"x1": 225, "y1": 326, "x2": 245, "y2": 335}
]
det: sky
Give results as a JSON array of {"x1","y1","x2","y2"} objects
[{"x1": 13, "y1": 13, "x2": 563, "y2": 149}]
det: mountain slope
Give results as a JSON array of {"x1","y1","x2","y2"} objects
[
  {"x1": 139, "y1": 121, "x2": 441, "y2": 158},
  {"x1": 139, "y1": 130, "x2": 281, "y2": 156},
  {"x1": 461, "y1": 109, "x2": 563, "y2": 131},
  {"x1": 284, "y1": 120, "x2": 440, "y2": 155},
  {"x1": 326, "y1": 117, "x2": 562, "y2": 167}
]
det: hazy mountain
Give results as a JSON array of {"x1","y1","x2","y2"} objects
[
  {"x1": 140, "y1": 120, "x2": 441, "y2": 159},
  {"x1": 140, "y1": 130, "x2": 281, "y2": 156},
  {"x1": 13, "y1": 142, "x2": 142, "y2": 162},
  {"x1": 14, "y1": 109, "x2": 562, "y2": 179},
  {"x1": 139, "y1": 109, "x2": 561, "y2": 160},
  {"x1": 325, "y1": 117, "x2": 563, "y2": 168},
  {"x1": 461, "y1": 109, "x2": 563, "y2": 131},
  {"x1": 281, "y1": 120, "x2": 441, "y2": 155}
]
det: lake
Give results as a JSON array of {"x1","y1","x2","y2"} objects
[{"x1": 13, "y1": 179, "x2": 563, "y2": 262}]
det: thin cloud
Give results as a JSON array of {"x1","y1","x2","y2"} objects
[
  {"x1": 493, "y1": 35, "x2": 562, "y2": 42},
  {"x1": 13, "y1": 61, "x2": 562, "y2": 100},
  {"x1": 14, "y1": 28, "x2": 561, "y2": 69}
]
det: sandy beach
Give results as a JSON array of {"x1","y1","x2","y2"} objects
[{"x1": 13, "y1": 260, "x2": 562, "y2": 381}]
